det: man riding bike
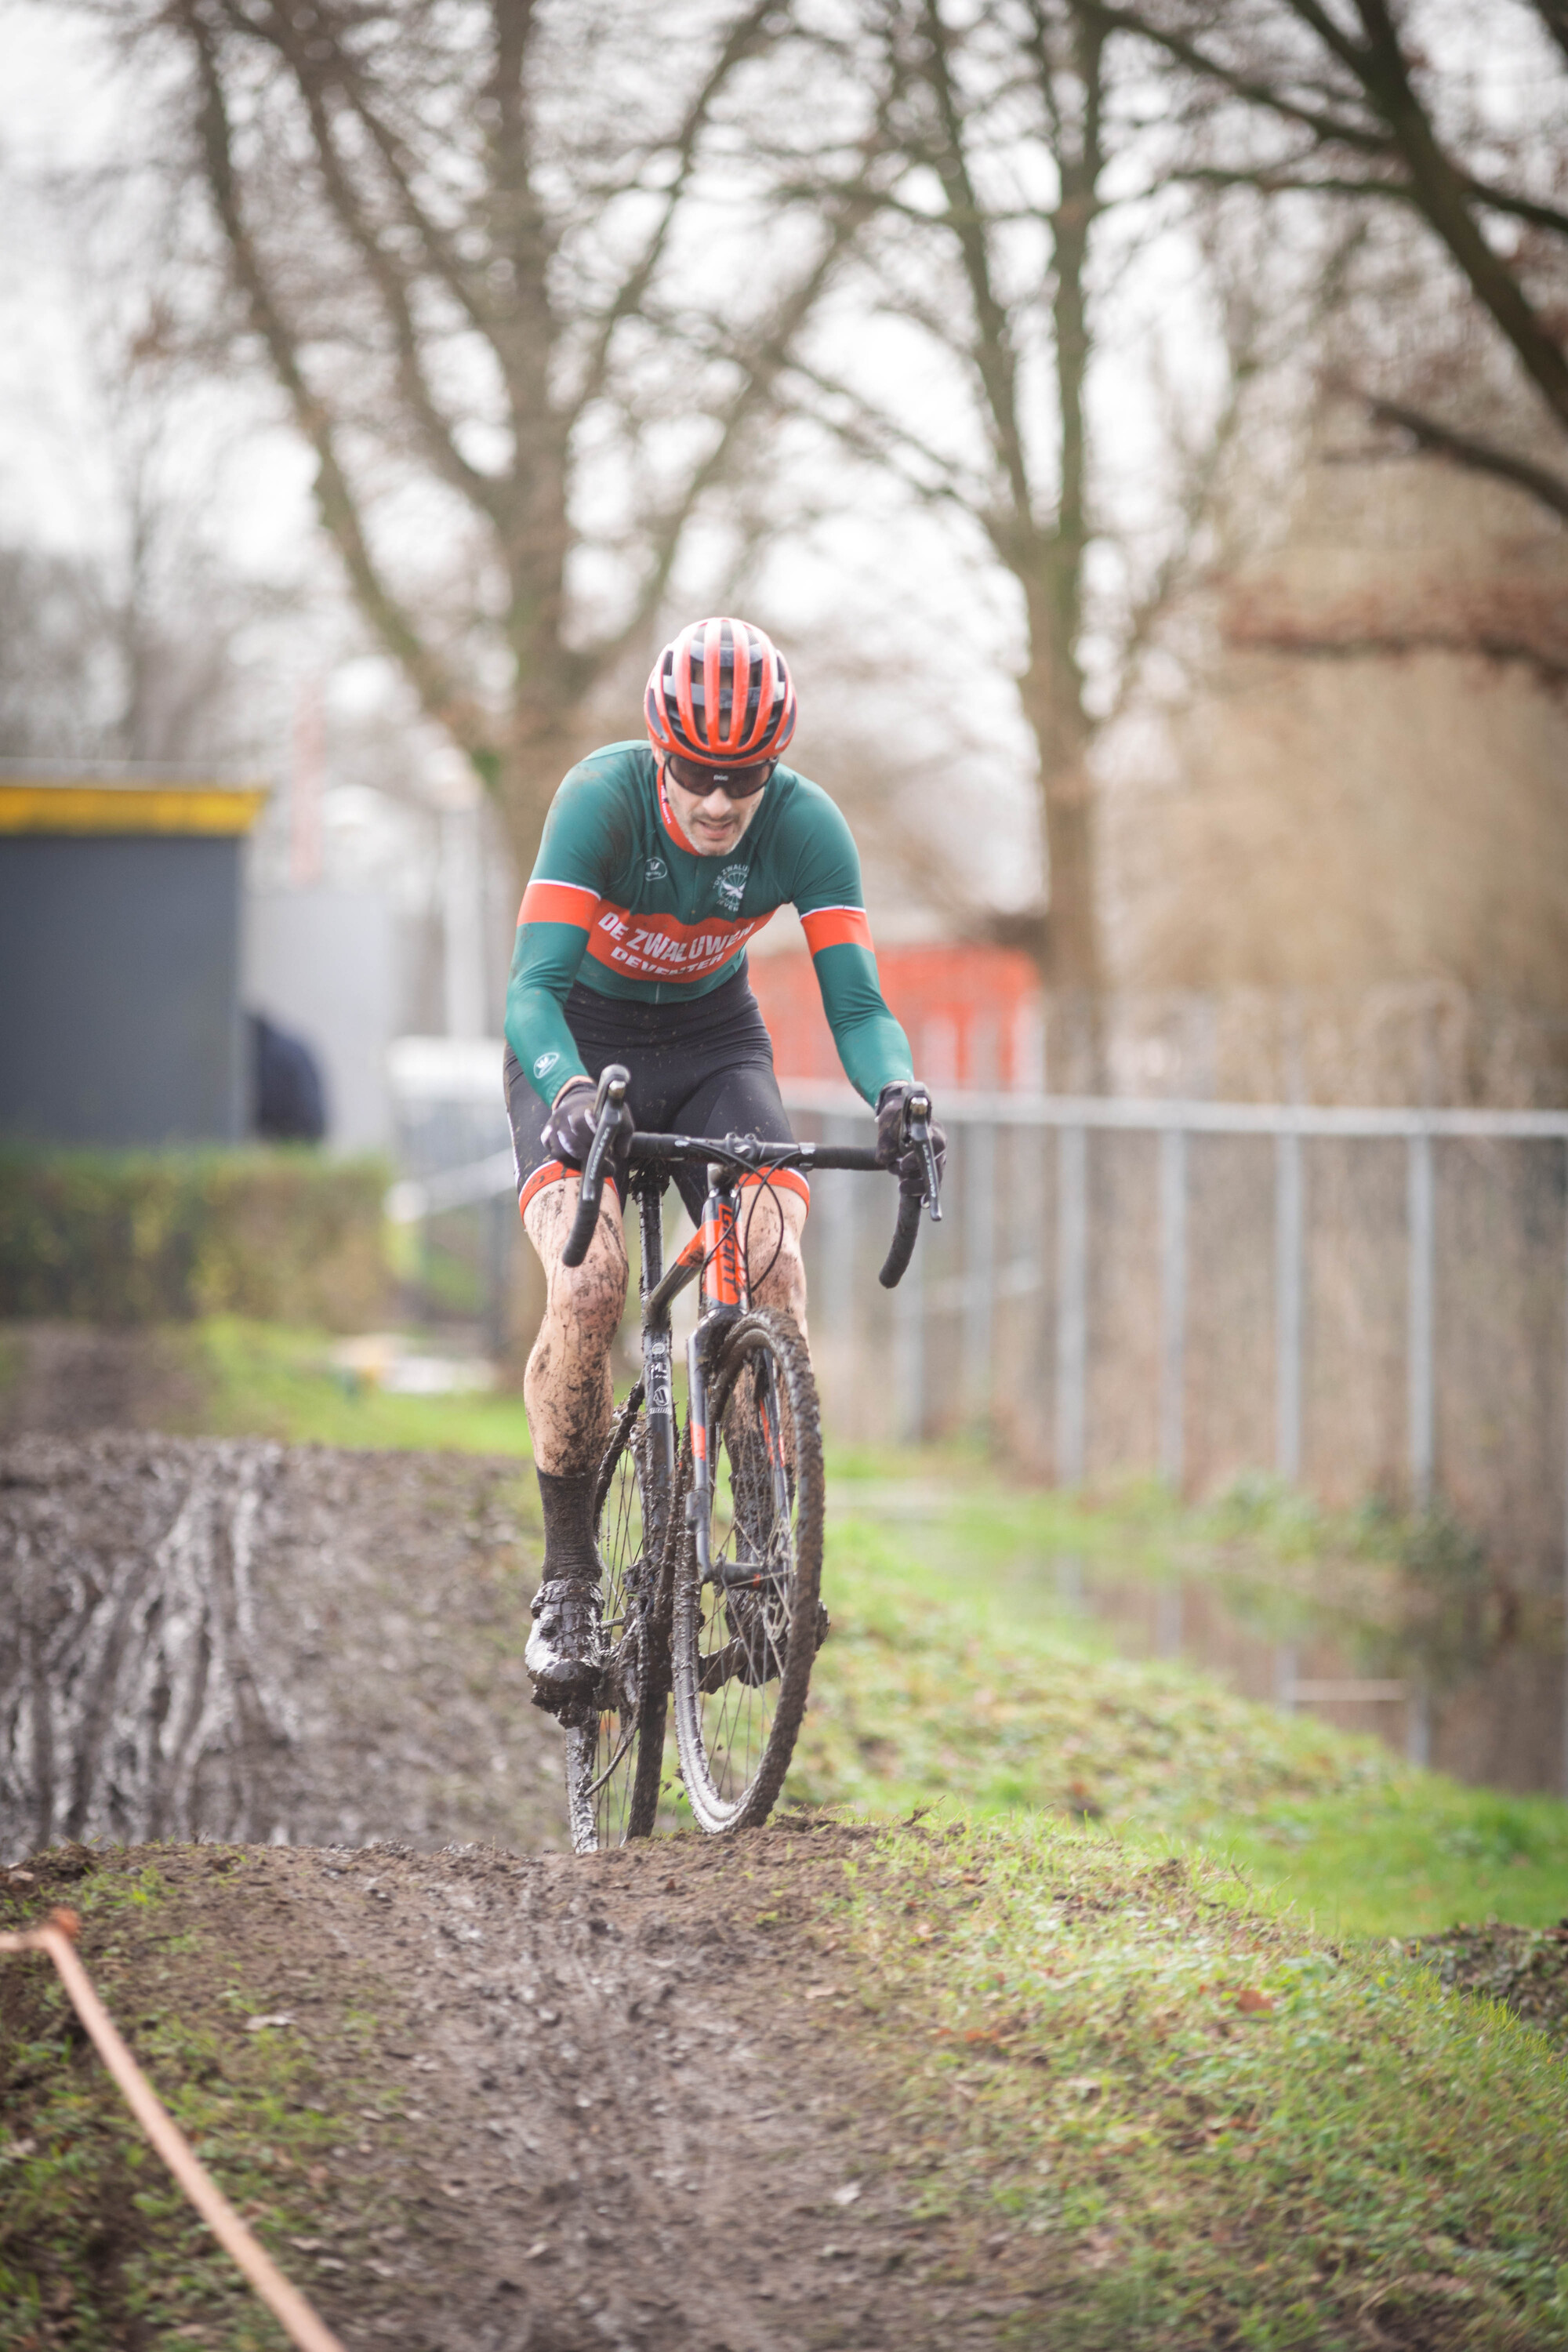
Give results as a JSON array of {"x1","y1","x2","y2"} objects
[{"x1": 503, "y1": 615, "x2": 944, "y2": 1715}]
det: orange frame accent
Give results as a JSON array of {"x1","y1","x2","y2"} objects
[{"x1": 699, "y1": 1190, "x2": 746, "y2": 1312}]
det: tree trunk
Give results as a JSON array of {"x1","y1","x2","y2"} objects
[{"x1": 1022, "y1": 572, "x2": 1102, "y2": 995}]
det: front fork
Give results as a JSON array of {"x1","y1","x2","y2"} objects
[
  {"x1": 682, "y1": 1165, "x2": 787, "y2": 1594},
  {"x1": 636, "y1": 1179, "x2": 677, "y2": 1570},
  {"x1": 684, "y1": 1163, "x2": 748, "y2": 1589}
]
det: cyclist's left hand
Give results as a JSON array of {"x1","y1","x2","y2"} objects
[{"x1": 875, "y1": 1080, "x2": 947, "y2": 1195}]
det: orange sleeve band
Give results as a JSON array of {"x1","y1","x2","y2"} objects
[
  {"x1": 520, "y1": 879, "x2": 601, "y2": 929},
  {"x1": 801, "y1": 906, "x2": 873, "y2": 955}
]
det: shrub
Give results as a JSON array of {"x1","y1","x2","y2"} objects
[{"x1": 0, "y1": 1149, "x2": 391, "y2": 1330}]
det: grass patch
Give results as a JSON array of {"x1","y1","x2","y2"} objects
[
  {"x1": 823, "y1": 1817, "x2": 1568, "y2": 2349},
  {"x1": 167, "y1": 1316, "x2": 534, "y2": 1455},
  {"x1": 0, "y1": 1849, "x2": 407, "y2": 2349},
  {"x1": 796, "y1": 1505, "x2": 1568, "y2": 1938}
]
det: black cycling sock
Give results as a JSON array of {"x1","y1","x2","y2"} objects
[{"x1": 535, "y1": 1467, "x2": 599, "y2": 1588}]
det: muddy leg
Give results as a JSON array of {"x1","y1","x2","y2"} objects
[
  {"x1": 521, "y1": 1178, "x2": 629, "y2": 1714},
  {"x1": 739, "y1": 1184, "x2": 808, "y2": 1342},
  {"x1": 522, "y1": 1178, "x2": 629, "y2": 1476}
]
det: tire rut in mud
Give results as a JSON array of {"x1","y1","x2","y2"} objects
[{"x1": 1, "y1": 1435, "x2": 563, "y2": 1863}]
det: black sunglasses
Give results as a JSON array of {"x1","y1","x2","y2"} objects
[{"x1": 665, "y1": 751, "x2": 777, "y2": 801}]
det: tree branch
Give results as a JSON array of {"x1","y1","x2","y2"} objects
[
  {"x1": 1087, "y1": 2, "x2": 1392, "y2": 158},
  {"x1": 1177, "y1": 160, "x2": 1568, "y2": 243},
  {"x1": 178, "y1": 0, "x2": 494, "y2": 763},
  {"x1": 1358, "y1": 392, "x2": 1568, "y2": 522},
  {"x1": 226, "y1": 0, "x2": 508, "y2": 526},
  {"x1": 609, "y1": 175, "x2": 884, "y2": 653},
  {"x1": 571, "y1": 0, "x2": 784, "y2": 417},
  {"x1": 1338, "y1": 0, "x2": 1568, "y2": 436}
]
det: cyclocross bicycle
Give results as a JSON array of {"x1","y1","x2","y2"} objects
[{"x1": 554, "y1": 1063, "x2": 942, "y2": 1853}]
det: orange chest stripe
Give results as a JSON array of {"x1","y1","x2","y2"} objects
[{"x1": 586, "y1": 903, "x2": 771, "y2": 980}]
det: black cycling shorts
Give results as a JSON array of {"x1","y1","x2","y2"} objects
[{"x1": 504, "y1": 969, "x2": 805, "y2": 1229}]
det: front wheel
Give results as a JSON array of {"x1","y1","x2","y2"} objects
[
  {"x1": 564, "y1": 1385, "x2": 670, "y2": 1853},
  {"x1": 671, "y1": 1309, "x2": 825, "y2": 1834}
]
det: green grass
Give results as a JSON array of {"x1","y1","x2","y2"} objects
[
  {"x1": 169, "y1": 1316, "x2": 534, "y2": 1455},
  {"x1": 819, "y1": 1817, "x2": 1568, "y2": 2349},
  {"x1": 0, "y1": 1857, "x2": 397, "y2": 2350},
  {"x1": 796, "y1": 1494, "x2": 1568, "y2": 1939}
]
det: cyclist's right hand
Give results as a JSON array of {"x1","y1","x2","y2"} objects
[{"x1": 542, "y1": 1075, "x2": 633, "y2": 1168}]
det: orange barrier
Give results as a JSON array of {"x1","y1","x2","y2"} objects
[{"x1": 0, "y1": 1907, "x2": 347, "y2": 2352}]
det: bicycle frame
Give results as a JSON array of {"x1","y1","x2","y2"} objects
[
  {"x1": 568, "y1": 1107, "x2": 939, "y2": 1846},
  {"x1": 629, "y1": 1174, "x2": 680, "y2": 1577},
  {"x1": 639, "y1": 1160, "x2": 787, "y2": 1615},
  {"x1": 628, "y1": 1156, "x2": 760, "y2": 1581}
]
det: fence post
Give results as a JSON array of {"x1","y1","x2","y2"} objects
[
  {"x1": 895, "y1": 1171, "x2": 926, "y2": 1446},
  {"x1": 818, "y1": 1112, "x2": 858, "y2": 1432},
  {"x1": 1275, "y1": 1131, "x2": 1304, "y2": 1482},
  {"x1": 963, "y1": 1116, "x2": 996, "y2": 1428},
  {"x1": 821, "y1": 1113, "x2": 858, "y2": 1330},
  {"x1": 1407, "y1": 1131, "x2": 1436, "y2": 1508},
  {"x1": 1159, "y1": 1125, "x2": 1187, "y2": 1489},
  {"x1": 1055, "y1": 1124, "x2": 1087, "y2": 1483}
]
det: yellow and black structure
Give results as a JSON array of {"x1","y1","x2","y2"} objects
[{"x1": 0, "y1": 764, "x2": 268, "y2": 1146}]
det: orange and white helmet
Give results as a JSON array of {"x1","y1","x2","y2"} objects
[{"x1": 644, "y1": 616, "x2": 797, "y2": 768}]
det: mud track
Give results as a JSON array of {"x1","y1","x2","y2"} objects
[
  {"x1": 5, "y1": 1828, "x2": 1036, "y2": 2352},
  {"x1": 0, "y1": 1432, "x2": 1044, "y2": 2348}
]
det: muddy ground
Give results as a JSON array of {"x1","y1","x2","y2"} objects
[
  {"x1": 1, "y1": 1432, "x2": 564, "y2": 1864},
  {"x1": 5, "y1": 1351, "x2": 1566, "y2": 2350},
  {"x1": 2, "y1": 1827, "x2": 1043, "y2": 2352},
  {"x1": 0, "y1": 1414, "x2": 1041, "y2": 2349}
]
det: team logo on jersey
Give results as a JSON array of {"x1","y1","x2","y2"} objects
[
  {"x1": 532, "y1": 1051, "x2": 560, "y2": 1083},
  {"x1": 714, "y1": 862, "x2": 750, "y2": 916},
  {"x1": 644, "y1": 856, "x2": 667, "y2": 880}
]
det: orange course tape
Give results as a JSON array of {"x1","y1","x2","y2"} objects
[{"x1": 0, "y1": 1908, "x2": 347, "y2": 2352}]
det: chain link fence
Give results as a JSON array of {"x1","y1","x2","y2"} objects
[{"x1": 786, "y1": 1084, "x2": 1568, "y2": 1799}]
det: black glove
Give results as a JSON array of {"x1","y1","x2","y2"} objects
[
  {"x1": 541, "y1": 1076, "x2": 633, "y2": 1169},
  {"x1": 875, "y1": 1080, "x2": 947, "y2": 1194}
]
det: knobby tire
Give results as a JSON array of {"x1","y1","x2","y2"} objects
[
  {"x1": 565, "y1": 1382, "x2": 670, "y2": 1853},
  {"x1": 671, "y1": 1309, "x2": 824, "y2": 1834}
]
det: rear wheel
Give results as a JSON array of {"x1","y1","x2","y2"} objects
[
  {"x1": 564, "y1": 1385, "x2": 670, "y2": 1852},
  {"x1": 671, "y1": 1310, "x2": 824, "y2": 1834}
]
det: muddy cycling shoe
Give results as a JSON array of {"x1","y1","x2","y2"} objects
[{"x1": 526, "y1": 1578, "x2": 604, "y2": 1716}]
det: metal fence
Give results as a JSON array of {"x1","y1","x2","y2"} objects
[{"x1": 782, "y1": 1083, "x2": 1568, "y2": 1797}]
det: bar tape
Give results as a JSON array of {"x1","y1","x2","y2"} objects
[{"x1": 0, "y1": 1907, "x2": 347, "y2": 2352}]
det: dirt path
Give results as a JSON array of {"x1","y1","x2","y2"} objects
[
  {"x1": 2, "y1": 1830, "x2": 1034, "y2": 2352},
  {"x1": 0, "y1": 1432, "x2": 1038, "y2": 2347}
]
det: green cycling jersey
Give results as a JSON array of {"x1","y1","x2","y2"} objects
[{"x1": 504, "y1": 742, "x2": 913, "y2": 1105}]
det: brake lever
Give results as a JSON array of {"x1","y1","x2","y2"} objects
[
  {"x1": 582, "y1": 1064, "x2": 629, "y2": 1190},
  {"x1": 905, "y1": 1091, "x2": 942, "y2": 1224}
]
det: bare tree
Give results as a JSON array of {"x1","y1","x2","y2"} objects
[
  {"x1": 100, "y1": 0, "x2": 878, "y2": 870},
  {"x1": 1092, "y1": 0, "x2": 1568, "y2": 521},
  {"x1": 771, "y1": 0, "x2": 1247, "y2": 1004},
  {"x1": 774, "y1": 0, "x2": 1115, "y2": 990}
]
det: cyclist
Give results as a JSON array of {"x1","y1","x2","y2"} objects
[{"x1": 504, "y1": 615, "x2": 944, "y2": 1715}]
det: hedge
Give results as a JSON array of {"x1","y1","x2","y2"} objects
[{"x1": 0, "y1": 1149, "x2": 392, "y2": 1330}]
